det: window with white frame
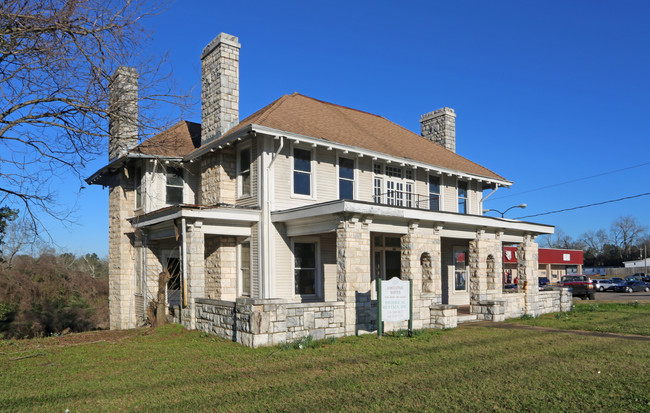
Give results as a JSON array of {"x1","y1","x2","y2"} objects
[
  {"x1": 338, "y1": 157, "x2": 354, "y2": 200},
  {"x1": 135, "y1": 167, "x2": 143, "y2": 209},
  {"x1": 429, "y1": 175, "x2": 440, "y2": 211},
  {"x1": 458, "y1": 181, "x2": 468, "y2": 214},
  {"x1": 166, "y1": 167, "x2": 184, "y2": 205},
  {"x1": 294, "y1": 242, "x2": 317, "y2": 296},
  {"x1": 292, "y1": 147, "x2": 312, "y2": 196},
  {"x1": 237, "y1": 146, "x2": 251, "y2": 197},
  {"x1": 239, "y1": 241, "x2": 251, "y2": 297},
  {"x1": 373, "y1": 163, "x2": 415, "y2": 207}
]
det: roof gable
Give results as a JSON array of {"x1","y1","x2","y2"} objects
[{"x1": 130, "y1": 121, "x2": 201, "y2": 157}]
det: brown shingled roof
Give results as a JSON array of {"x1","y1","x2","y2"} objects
[
  {"x1": 130, "y1": 120, "x2": 201, "y2": 157},
  {"x1": 221, "y1": 93, "x2": 505, "y2": 181}
]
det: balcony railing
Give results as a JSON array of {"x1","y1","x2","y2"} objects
[{"x1": 372, "y1": 191, "x2": 441, "y2": 211}]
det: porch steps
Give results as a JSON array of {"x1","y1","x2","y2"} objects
[{"x1": 457, "y1": 314, "x2": 479, "y2": 323}]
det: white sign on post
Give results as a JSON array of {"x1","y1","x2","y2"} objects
[{"x1": 381, "y1": 277, "x2": 410, "y2": 322}]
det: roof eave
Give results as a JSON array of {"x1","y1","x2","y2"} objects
[{"x1": 85, "y1": 153, "x2": 184, "y2": 186}]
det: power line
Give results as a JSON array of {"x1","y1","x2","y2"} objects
[
  {"x1": 492, "y1": 161, "x2": 650, "y2": 200},
  {"x1": 514, "y1": 192, "x2": 650, "y2": 219}
]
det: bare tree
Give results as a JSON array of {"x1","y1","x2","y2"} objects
[
  {"x1": 580, "y1": 229, "x2": 609, "y2": 252},
  {"x1": 0, "y1": 0, "x2": 189, "y2": 231},
  {"x1": 610, "y1": 215, "x2": 647, "y2": 261},
  {"x1": 0, "y1": 214, "x2": 41, "y2": 267}
]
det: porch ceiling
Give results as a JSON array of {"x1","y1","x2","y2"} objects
[{"x1": 271, "y1": 200, "x2": 554, "y2": 239}]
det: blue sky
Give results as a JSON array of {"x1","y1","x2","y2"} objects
[{"x1": 46, "y1": 0, "x2": 650, "y2": 256}]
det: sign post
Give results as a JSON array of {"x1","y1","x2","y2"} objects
[{"x1": 377, "y1": 277, "x2": 412, "y2": 337}]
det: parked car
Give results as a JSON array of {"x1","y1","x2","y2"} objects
[
  {"x1": 538, "y1": 277, "x2": 550, "y2": 287},
  {"x1": 592, "y1": 279, "x2": 614, "y2": 292},
  {"x1": 614, "y1": 281, "x2": 650, "y2": 293},
  {"x1": 625, "y1": 274, "x2": 644, "y2": 282},
  {"x1": 561, "y1": 275, "x2": 595, "y2": 300}
]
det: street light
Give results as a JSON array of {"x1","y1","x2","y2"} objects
[{"x1": 484, "y1": 203, "x2": 527, "y2": 218}]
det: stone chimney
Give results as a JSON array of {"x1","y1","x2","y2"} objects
[
  {"x1": 108, "y1": 66, "x2": 139, "y2": 160},
  {"x1": 201, "y1": 33, "x2": 240, "y2": 144},
  {"x1": 420, "y1": 107, "x2": 456, "y2": 153}
]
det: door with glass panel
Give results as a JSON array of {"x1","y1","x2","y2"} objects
[{"x1": 372, "y1": 235, "x2": 402, "y2": 281}]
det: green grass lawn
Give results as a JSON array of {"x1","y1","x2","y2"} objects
[
  {"x1": 509, "y1": 302, "x2": 650, "y2": 336},
  {"x1": 1, "y1": 304, "x2": 649, "y2": 412}
]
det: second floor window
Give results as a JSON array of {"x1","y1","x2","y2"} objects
[
  {"x1": 338, "y1": 157, "x2": 354, "y2": 200},
  {"x1": 238, "y1": 147, "x2": 251, "y2": 197},
  {"x1": 458, "y1": 181, "x2": 468, "y2": 214},
  {"x1": 166, "y1": 167, "x2": 184, "y2": 205},
  {"x1": 293, "y1": 148, "x2": 312, "y2": 196},
  {"x1": 135, "y1": 167, "x2": 143, "y2": 209},
  {"x1": 429, "y1": 175, "x2": 440, "y2": 211}
]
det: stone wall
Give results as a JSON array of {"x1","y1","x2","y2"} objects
[
  {"x1": 200, "y1": 150, "x2": 237, "y2": 206},
  {"x1": 195, "y1": 298, "x2": 345, "y2": 348},
  {"x1": 204, "y1": 235, "x2": 237, "y2": 300},
  {"x1": 108, "y1": 170, "x2": 136, "y2": 330}
]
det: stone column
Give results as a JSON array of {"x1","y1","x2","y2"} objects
[
  {"x1": 336, "y1": 216, "x2": 371, "y2": 335},
  {"x1": 182, "y1": 220, "x2": 205, "y2": 329},
  {"x1": 108, "y1": 168, "x2": 136, "y2": 330},
  {"x1": 400, "y1": 222, "x2": 442, "y2": 329},
  {"x1": 469, "y1": 232, "x2": 504, "y2": 314},
  {"x1": 517, "y1": 234, "x2": 540, "y2": 315}
]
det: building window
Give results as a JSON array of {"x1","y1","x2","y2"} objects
[
  {"x1": 293, "y1": 147, "x2": 312, "y2": 196},
  {"x1": 294, "y1": 242, "x2": 316, "y2": 296},
  {"x1": 338, "y1": 157, "x2": 354, "y2": 200},
  {"x1": 458, "y1": 181, "x2": 468, "y2": 214},
  {"x1": 429, "y1": 175, "x2": 440, "y2": 211},
  {"x1": 166, "y1": 167, "x2": 184, "y2": 205},
  {"x1": 454, "y1": 248, "x2": 468, "y2": 291},
  {"x1": 239, "y1": 241, "x2": 251, "y2": 296},
  {"x1": 237, "y1": 146, "x2": 251, "y2": 197},
  {"x1": 135, "y1": 167, "x2": 143, "y2": 209}
]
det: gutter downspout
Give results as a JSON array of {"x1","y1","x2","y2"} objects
[
  {"x1": 262, "y1": 136, "x2": 284, "y2": 298},
  {"x1": 181, "y1": 217, "x2": 188, "y2": 308},
  {"x1": 479, "y1": 184, "x2": 499, "y2": 213}
]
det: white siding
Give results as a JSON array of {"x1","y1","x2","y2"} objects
[
  {"x1": 320, "y1": 233, "x2": 337, "y2": 301},
  {"x1": 442, "y1": 176, "x2": 457, "y2": 212},
  {"x1": 357, "y1": 157, "x2": 373, "y2": 202},
  {"x1": 272, "y1": 223, "x2": 293, "y2": 298}
]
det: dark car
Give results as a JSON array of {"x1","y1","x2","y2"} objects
[
  {"x1": 538, "y1": 277, "x2": 550, "y2": 287},
  {"x1": 614, "y1": 281, "x2": 650, "y2": 293},
  {"x1": 561, "y1": 275, "x2": 595, "y2": 300}
]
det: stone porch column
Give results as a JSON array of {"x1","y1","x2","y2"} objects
[
  {"x1": 401, "y1": 222, "x2": 442, "y2": 329},
  {"x1": 517, "y1": 234, "x2": 540, "y2": 315},
  {"x1": 336, "y1": 216, "x2": 371, "y2": 335},
  {"x1": 469, "y1": 231, "x2": 504, "y2": 314},
  {"x1": 182, "y1": 220, "x2": 205, "y2": 329}
]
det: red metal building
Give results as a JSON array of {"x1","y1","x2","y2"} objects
[{"x1": 503, "y1": 247, "x2": 583, "y2": 284}]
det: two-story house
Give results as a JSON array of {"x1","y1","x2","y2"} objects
[{"x1": 88, "y1": 33, "x2": 571, "y2": 347}]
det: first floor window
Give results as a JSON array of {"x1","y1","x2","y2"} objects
[
  {"x1": 458, "y1": 181, "x2": 468, "y2": 214},
  {"x1": 294, "y1": 242, "x2": 316, "y2": 295},
  {"x1": 338, "y1": 157, "x2": 354, "y2": 200},
  {"x1": 454, "y1": 248, "x2": 468, "y2": 291},
  {"x1": 240, "y1": 241, "x2": 251, "y2": 296},
  {"x1": 429, "y1": 175, "x2": 440, "y2": 211},
  {"x1": 293, "y1": 148, "x2": 312, "y2": 196},
  {"x1": 166, "y1": 167, "x2": 184, "y2": 205}
]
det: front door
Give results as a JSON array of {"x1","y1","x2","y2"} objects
[{"x1": 372, "y1": 234, "x2": 403, "y2": 281}]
